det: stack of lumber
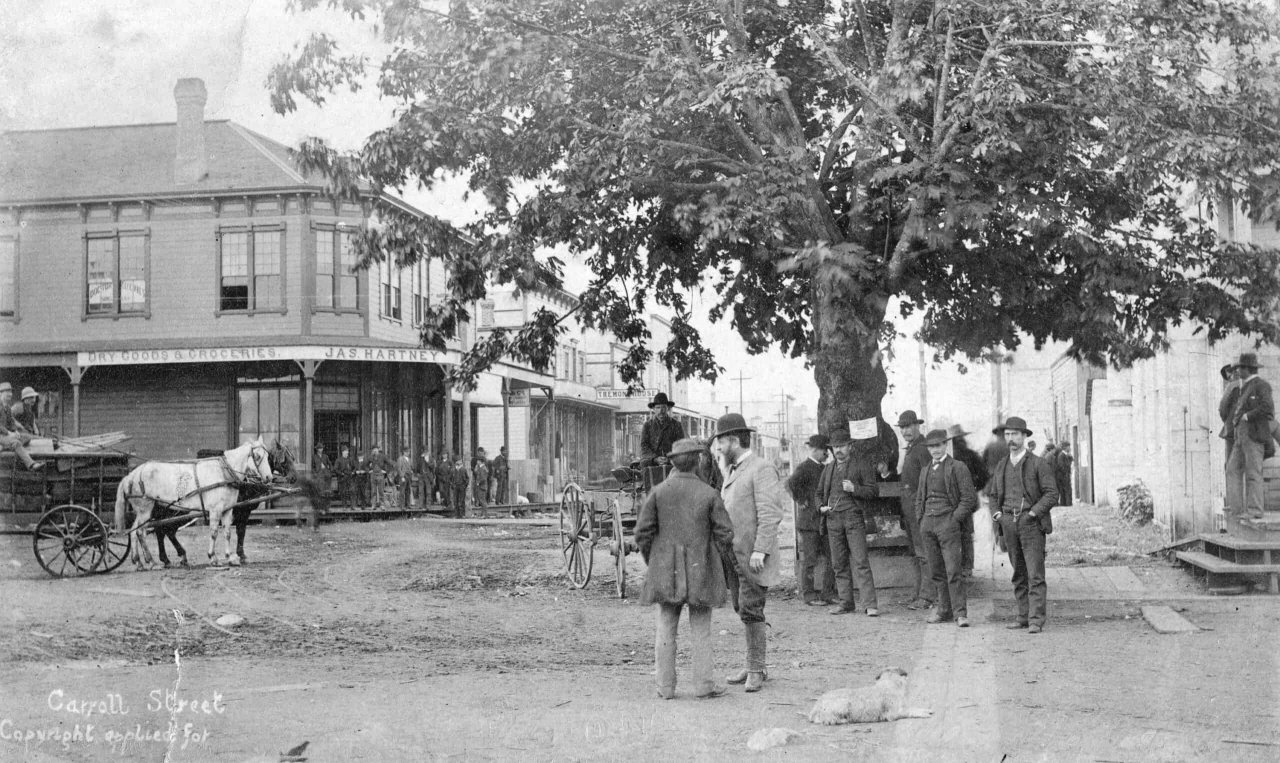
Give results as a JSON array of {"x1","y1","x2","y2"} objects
[{"x1": 27, "y1": 432, "x2": 132, "y2": 456}]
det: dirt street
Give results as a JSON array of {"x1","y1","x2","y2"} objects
[{"x1": 2, "y1": 516, "x2": 1277, "y2": 762}]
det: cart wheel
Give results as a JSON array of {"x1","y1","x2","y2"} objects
[
  {"x1": 95, "y1": 526, "x2": 133, "y2": 574},
  {"x1": 611, "y1": 498, "x2": 627, "y2": 599},
  {"x1": 559, "y1": 483, "x2": 594, "y2": 589},
  {"x1": 33, "y1": 505, "x2": 107, "y2": 578}
]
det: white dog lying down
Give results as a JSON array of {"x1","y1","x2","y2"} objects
[{"x1": 807, "y1": 668, "x2": 933, "y2": 725}]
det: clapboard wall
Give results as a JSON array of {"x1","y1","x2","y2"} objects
[{"x1": 78, "y1": 364, "x2": 230, "y2": 460}]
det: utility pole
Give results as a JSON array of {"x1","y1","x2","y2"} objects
[
  {"x1": 918, "y1": 341, "x2": 929, "y2": 424},
  {"x1": 731, "y1": 372, "x2": 751, "y2": 415}
]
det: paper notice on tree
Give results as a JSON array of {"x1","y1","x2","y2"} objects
[{"x1": 848, "y1": 418, "x2": 877, "y2": 440}]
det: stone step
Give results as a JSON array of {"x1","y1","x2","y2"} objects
[{"x1": 1198, "y1": 532, "x2": 1280, "y2": 551}]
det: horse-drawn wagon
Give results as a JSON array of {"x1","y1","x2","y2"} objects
[
  {"x1": 557, "y1": 464, "x2": 676, "y2": 599},
  {"x1": 7, "y1": 436, "x2": 315, "y2": 578}
]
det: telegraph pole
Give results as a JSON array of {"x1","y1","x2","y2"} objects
[{"x1": 731, "y1": 372, "x2": 751, "y2": 414}]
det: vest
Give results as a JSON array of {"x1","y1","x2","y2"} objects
[
  {"x1": 1002, "y1": 457, "x2": 1028, "y2": 514},
  {"x1": 924, "y1": 461, "x2": 952, "y2": 515}
]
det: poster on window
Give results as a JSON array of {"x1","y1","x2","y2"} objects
[
  {"x1": 121, "y1": 279, "x2": 146, "y2": 307},
  {"x1": 87, "y1": 280, "x2": 114, "y2": 309}
]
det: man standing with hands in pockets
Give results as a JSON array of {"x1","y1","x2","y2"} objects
[
  {"x1": 716, "y1": 413, "x2": 784, "y2": 694},
  {"x1": 989, "y1": 417, "x2": 1058, "y2": 633},
  {"x1": 818, "y1": 428, "x2": 887, "y2": 617}
]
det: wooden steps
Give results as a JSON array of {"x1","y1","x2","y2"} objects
[{"x1": 1173, "y1": 525, "x2": 1280, "y2": 593}]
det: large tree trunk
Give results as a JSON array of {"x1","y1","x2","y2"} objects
[{"x1": 811, "y1": 275, "x2": 890, "y2": 438}]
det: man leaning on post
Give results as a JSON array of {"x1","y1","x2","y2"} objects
[{"x1": 988, "y1": 416, "x2": 1058, "y2": 633}]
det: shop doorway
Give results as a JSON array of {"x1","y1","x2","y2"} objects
[{"x1": 316, "y1": 412, "x2": 360, "y2": 455}]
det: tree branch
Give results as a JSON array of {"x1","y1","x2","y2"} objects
[
  {"x1": 818, "y1": 104, "x2": 865, "y2": 184},
  {"x1": 674, "y1": 20, "x2": 765, "y2": 164}
]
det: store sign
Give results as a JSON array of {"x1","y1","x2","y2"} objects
[
  {"x1": 78, "y1": 345, "x2": 451, "y2": 367},
  {"x1": 505, "y1": 388, "x2": 531, "y2": 407},
  {"x1": 596, "y1": 387, "x2": 661, "y2": 400}
]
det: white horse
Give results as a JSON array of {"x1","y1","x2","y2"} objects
[{"x1": 116, "y1": 438, "x2": 274, "y2": 569}]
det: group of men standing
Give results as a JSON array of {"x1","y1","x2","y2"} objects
[
  {"x1": 313, "y1": 442, "x2": 511, "y2": 517},
  {"x1": 1218, "y1": 352, "x2": 1275, "y2": 521},
  {"x1": 788, "y1": 411, "x2": 1060, "y2": 634}
]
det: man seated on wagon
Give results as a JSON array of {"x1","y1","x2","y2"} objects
[
  {"x1": 12, "y1": 387, "x2": 41, "y2": 437},
  {"x1": 0, "y1": 382, "x2": 44, "y2": 471}
]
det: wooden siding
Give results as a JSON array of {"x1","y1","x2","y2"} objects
[{"x1": 79, "y1": 365, "x2": 230, "y2": 459}]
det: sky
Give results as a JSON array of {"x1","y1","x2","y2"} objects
[{"x1": 0, "y1": 0, "x2": 994, "y2": 431}]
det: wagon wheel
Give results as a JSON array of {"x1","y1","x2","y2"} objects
[
  {"x1": 559, "y1": 483, "x2": 594, "y2": 589},
  {"x1": 94, "y1": 525, "x2": 133, "y2": 574},
  {"x1": 610, "y1": 498, "x2": 627, "y2": 599},
  {"x1": 33, "y1": 505, "x2": 107, "y2": 577}
]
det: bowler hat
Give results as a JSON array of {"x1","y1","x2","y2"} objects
[
  {"x1": 805, "y1": 434, "x2": 830, "y2": 450},
  {"x1": 993, "y1": 416, "x2": 1033, "y2": 436},
  {"x1": 946, "y1": 425, "x2": 969, "y2": 439},
  {"x1": 0, "y1": 382, "x2": 10, "y2": 393},
  {"x1": 648, "y1": 392, "x2": 676, "y2": 409},
  {"x1": 923, "y1": 429, "x2": 950, "y2": 446},
  {"x1": 828, "y1": 430, "x2": 853, "y2": 447},
  {"x1": 668, "y1": 438, "x2": 705, "y2": 457},
  {"x1": 1234, "y1": 352, "x2": 1262, "y2": 371},
  {"x1": 20, "y1": 387, "x2": 37, "y2": 400},
  {"x1": 714, "y1": 412, "x2": 755, "y2": 438},
  {"x1": 1220, "y1": 363, "x2": 1236, "y2": 381},
  {"x1": 896, "y1": 410, "x2": 925, "y2": 427}
]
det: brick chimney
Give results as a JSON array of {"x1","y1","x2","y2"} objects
[{"x1": 173, "y1": 78, "x2": 208, "y2": 185}]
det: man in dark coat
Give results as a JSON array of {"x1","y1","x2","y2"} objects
[
  {"x1": 916, "y1": 429, "x2": 978, "y2": 627},
  {"x1": 1218, "y1": 363, "x2": 1242, "y2": 468},
  {"x1": 312, "y1": 442, "x2": 332, "y2": 497},
  {"x1": 418, "y1": 450, "x2": 437, "y2": 507},
  {"x1": 640, "y1": 392, "x2": 686, "y2": 467},
  {"x1": 893, "y1": 410, "x2": 933, "y2": 610},
  {"x1": 332, "y1": 445, "x2": 356, "y2": 508},
  {"x1": 491, "y1": 446, "x2": 510, "y2": 504},
  {"x1": 1225, "y1": 353, "x2": 1273, "y2": 520},
  {"x1": 818, "y1": 430, "x2": 885, "y2": 616},
  {"x1": 12, "y1": 386, "x2": 41, "y2": 436},
  {"x1": 948, "y1": 426, "x2": 988, "y2": 578},
  {"x1": 451, "y1": 456, "x2": 470, "y2": 518},
  {"x1": 989, "y1": 416, "x2": 1058, "y2": 633},
  {"x1": 1054, "y1": 443, "x2": 1074, "y2": 506},
  {"x1": 786, "y1": 434, "x2": 836, "y2": 606},
  {"x1": 437, "y1": 452, "x2": 455, "y2": 512},
  {"x1": 366, "y1": 445, "x2": 394, "y2": 509},
  {"x1": 635, "y1": 438, "x2": 737, "y2": 699}
]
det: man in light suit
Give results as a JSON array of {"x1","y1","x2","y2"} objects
[{"x1": 715, "y1": 412, "x2": 784, "y2": 693}]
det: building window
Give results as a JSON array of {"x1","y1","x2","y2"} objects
[
  {"x1": 219, "y1": 226, "x2": 284, "y2": 312},
  {"x1": 85, "y1": 232, "x2": 148, "y2": 316},
  {"x1": 380, "y1": 259, "x2": 401, "y2": 320},
  {"x1": 238, "y1": 386, "x2": 301, "y2": 453},
  {"x1": 0, "y1": 237, "x2": 16, "y2": 318},
  {"x1": 412, "y1": 261, "x2": 427, "y2": 325},
  {"x1": 314, "y1": 224, "x2": 360, "y2": 311}
]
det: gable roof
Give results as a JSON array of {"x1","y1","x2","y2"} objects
[{"x1": 0, "y1": 120, "x2": 372, "y2": 204}]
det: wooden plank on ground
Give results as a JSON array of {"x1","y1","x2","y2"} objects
[{"x1": 1141, "y1": 605, "x2": 1199, "y2": 634}]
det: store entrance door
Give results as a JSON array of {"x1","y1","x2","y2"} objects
[{"x1": 315, "y1": 412, "x2": 360, "y2": 456}]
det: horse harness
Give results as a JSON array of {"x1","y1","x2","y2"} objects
[{"x1": 136, "y1": 453, "x2": 268, "y2": 519}]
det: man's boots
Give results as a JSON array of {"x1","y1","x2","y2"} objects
[{"x1": 726, "y1": 622, "x2": 768, "y2": 691}]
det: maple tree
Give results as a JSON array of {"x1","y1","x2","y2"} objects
[{"x1": 271, "y1": 0, "x2": 1280, "y2": 432}]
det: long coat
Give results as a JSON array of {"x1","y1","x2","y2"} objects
[
  {"x1": 786, "y1": 457, "x2": 826, "y2": 533},
  {"x1": 635, "y1": 471, "x2": 736, "y2": 607},
  {"x1": 721, "y1": 451, "x2": 785, "y2": 588}
]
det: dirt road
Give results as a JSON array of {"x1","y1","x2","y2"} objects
[{"x1": 1, "y1": 517, "x2": 1277, "y2": 761}]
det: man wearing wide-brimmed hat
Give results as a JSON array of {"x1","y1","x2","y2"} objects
[
  {"x1": 640, "y1": 392, "x2": 686, "y2": 469},
  {"x1": 1225, "y1": 352, "x2": 1273, "y2": 520},
  {"x1": 786, "y1": 434, "x2": 837, "y2": 606},
  {"x1": 0, "y1": 382, "x2": 44, "y2": 471},
  {"x1": 894, "y1": 410, "x2": 934, "y2": 610},
  {"x1": 948, "y1": 425, "x2": 989, "y2": 578},
  {"x1": 914, "y1": 428, "x2": 978, "y2": 627},
  {"x1": 714, "y1": 412, "x2": 783, "y2": 693},
  {"x1": 1218, "y1": 362, "x2": 1242, "y2": 469},
  {"x1": 988, "y1": 416, "x2": 1057, "y2": 633}
]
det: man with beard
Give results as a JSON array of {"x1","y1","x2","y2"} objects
[
  {"x1": 894, "y1": 410, "x2": 933, "y2": 610},
  {"x1": 640, "y1": 392, "x2": 685, "y2": 468},
  {"x1": 716, "y1": 413, "x2": 783, "y2": 694}
]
